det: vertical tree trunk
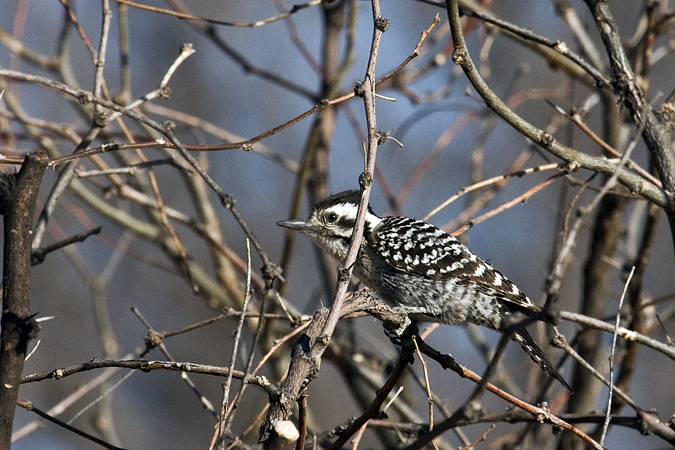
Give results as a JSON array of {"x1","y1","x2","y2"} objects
[{"x1": 0, "y1": 151, "x2": 48, "y2": 448}]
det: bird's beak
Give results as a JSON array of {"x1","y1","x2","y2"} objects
[{"x1": 276, "y1": 219, "x2": 316, "y2": 232}]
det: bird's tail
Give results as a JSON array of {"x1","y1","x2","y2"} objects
[{"x1": 512, "y1": 328, "x2": 573, "y2": 393}]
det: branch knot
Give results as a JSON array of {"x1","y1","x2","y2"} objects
[{"x1": 375, "y1": 17, "x2": 389, "y2": 32}]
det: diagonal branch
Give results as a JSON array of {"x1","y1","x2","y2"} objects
[{"x1": 442, "y1": 1, "x2": 671, "y2": 213}]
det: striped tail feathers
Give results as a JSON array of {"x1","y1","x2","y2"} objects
[{"x1": 512, "y1": 328, "x2": 573, "y2": 393}]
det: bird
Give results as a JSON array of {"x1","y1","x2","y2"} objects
[{"x1": 277, "y1": 189, "x2": 571, "y2": 392}]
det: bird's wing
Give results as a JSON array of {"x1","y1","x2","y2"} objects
[{"x1": 369, "y1": 217, "x2": 542, "y2": 316}]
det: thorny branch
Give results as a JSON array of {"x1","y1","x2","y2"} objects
[{"x1": 0, "y1": 151, "x2": 49, "y2": 447}]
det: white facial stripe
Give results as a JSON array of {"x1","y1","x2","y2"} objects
[
  {"x1": 324, "y1": 203, "x2": 383, "y2": 229},
  {"x1": 327, "y1": 203, "x2": 357, "y2": 222}
]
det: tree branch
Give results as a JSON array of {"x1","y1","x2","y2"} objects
[{"x1": 0, "y1": 151, "x2": 48, "y2": 448}]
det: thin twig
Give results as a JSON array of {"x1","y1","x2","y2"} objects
[
  {"x1": 16, "y1": 400, "x2": 124, "y2": 450},
  {"x1": 600, "y1": 266, "x2": 635, "y2": 445},
  {"x1": 411, "y1": 337, "x2": 439, "y2": 450},
  {"x1": 296, "y1": 390, "x2": 307, "y2": 450},
  {"x1": 547, "y1": 100, "x2": 661, "y2": 187},
  {"x1": 12, "y1": 355, "x2": 131, "y2": 443},
  {"x1": 424, "y1": 163, "x2": 559, "y2": 221},
  {"x1": 57, "y1": 0, "x2": 96, "y2": 60},
  {"x1": 224, "y1": 266, "x2": 272, "y2": 433},
  {"x1": 21, "y1": 359, "x2": 279, "y2": 396},
  {"x1": 115, "y1": 0, "x2": 322, "y2": 28},
  {"x1": 75, "y1": 157, "x2": 190, "y2": 177},
  {"x1": 350, "y1": 420, "x2": 368, "y2": 450},
  {"x1": 252, "y1": 322, "x2": 310, "y2": 376},
  {"x1": 458, "y1": 3, "x2": 611, "y2": 88},
  {"x1": 218, "y1": 239, "x2": 253, "y2": 439},
  {"x1": 136, "y1": 145, "x2": 198, "y2": 292},
  {"x1": 66, "y1": 371, "x2": 134, "y2": 426},
  {"x1": 559, "y1": 311, "x2": 675, "y2": 362},
  {"x1": 458, "y1": 424, "x2": 495, "y2": 450},
  {"x1": 92, "y1": 0, "x2": 112, "y2": 118},
  {"x1": 130, "y1": 308, "x2": 218, "y2": 416},
  {"x1": 551, "y1": 331, "x2": 638, "y2": 411},
  {"x1": 160, "y1": 43, "x2": 194, "y2": 88},
  {"x1": 30, "y1": 226, "x2": 102, "y2": 265},
  {"x1": 450, "y1": 168, "x2": 569, "y2": 236}
]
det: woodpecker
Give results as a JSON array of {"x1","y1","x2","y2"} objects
[{"x1": 278, "y1": 189, "x2": 571, "y2": 392}]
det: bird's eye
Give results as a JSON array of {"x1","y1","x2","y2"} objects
[{"x1": 325, "y1": 212, "x2": 338, "y2": 223}]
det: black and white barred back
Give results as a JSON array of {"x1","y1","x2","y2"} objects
[{"x1": 277, "y1": 190, "x2": 571, "y2": 392}]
